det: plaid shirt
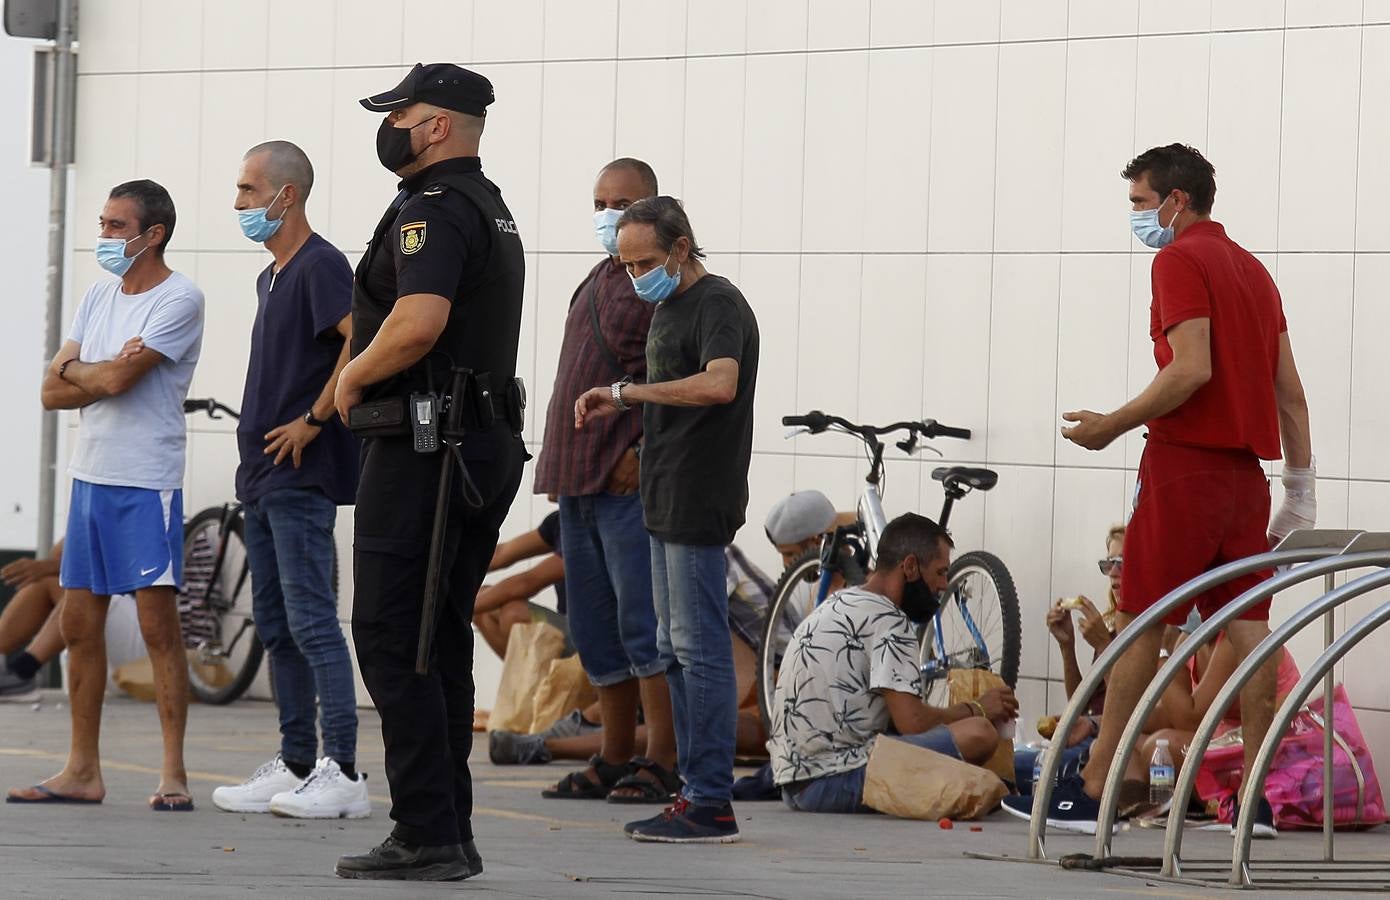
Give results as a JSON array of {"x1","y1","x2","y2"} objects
[{"x1": 534, "y1": 258, "x2": 654, "y2": 497}]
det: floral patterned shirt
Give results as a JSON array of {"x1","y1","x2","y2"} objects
[{"x1": 767, "y1": 587, "x2": 922, "y2": 785}]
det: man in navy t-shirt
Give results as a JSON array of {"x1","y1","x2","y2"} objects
[{"x1": 211, "y1": 141, "x2": 366, "y2": 820}]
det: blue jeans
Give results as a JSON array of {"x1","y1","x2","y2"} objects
[
  {"x1": 650, "y1": 538, "x2": 736, "y2": 807},
  {"x1": 782, "y1": 726, "x2": 963, "y2": 814},
  {"x1": 244, "y1": 487, "x2": 357, "y2": 766},
  {"x1": 559, "y1": 493, "x2": 668, "y2": 686}
]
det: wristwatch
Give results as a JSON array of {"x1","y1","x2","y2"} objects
[
  {"x1": 611, "y1": 375, "x2": 633, "y2": 412},
  {"x1": 303, "y1": 409, "x2": 329, "y2": 428}
]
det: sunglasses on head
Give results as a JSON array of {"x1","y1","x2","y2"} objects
[{"x1": 1097, "y1": 555, "x2": 1123, "y2": 575}]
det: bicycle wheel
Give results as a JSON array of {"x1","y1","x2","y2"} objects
[
  {"x1": 917, "y1": 550, "x2": 1021, "y2": 708},
  {"x1": 756, "y1": 546, "x2": 866, "y2": 734},
  {"x1": 180, "y1": 507, "x2": 263, "y2": 705}
]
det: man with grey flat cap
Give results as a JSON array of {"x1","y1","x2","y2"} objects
[{"x1": 333, "y1": 62, "x2": 527, "y2": 883}]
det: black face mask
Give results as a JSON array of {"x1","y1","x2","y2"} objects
[
  {"x1": 900, "y1": 576, "x2": 941, "y2": 624},
  {"x1": 375, "y1": 115, "x2": 434, "y2": 173}
]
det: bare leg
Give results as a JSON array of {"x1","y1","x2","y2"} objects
[
  {"x1": 637, "y1": 673, "x2": 676, "y2": 765},
  {"x1": 1223, "y1": 619, "x2": 1276, "y2": 802},
  {"x1": 0, "y1": 577, "x2": 61, "y2": 655},
  {"x1": 26, "y1": 598, "x2": 68, "y2": 664},
  {"x1": 735, "y1": 708, "x2": 767, "y2": 757},
  {"x1": 550, "y1": 679, "x2": 639, "y2": 791},
  {"x1": 5, "y1": 589, "x2": 108, "y2": 802},
  {"x1": 134, "y1": 587, "x2": 189, "y2": 798},
  {"x1": 1080, "y1": 611, "x2": 1164, "y2": 799},
  {"x1": 476, "y1": 610, "x2": 507, "y2": 659}
]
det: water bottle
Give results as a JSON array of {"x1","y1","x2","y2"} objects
[
  {"x1": 1031, "y1": 747, "x2": 1046, "y2": 793},
  {"x1": 1149, "y1": 738, "x2": 1175, "y2": 808}
]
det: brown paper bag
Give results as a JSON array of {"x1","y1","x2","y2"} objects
[
  {"x1": 488, "y1": 621, "x2": 567, "y2": 733},
  {"x1": 861, "y1": 734, "x2": 1007, "y2": 820},
  {"x1": 947, "y1": 668, "x2": 1017, "y2": 786},
  {"x1": 529, "y1": 653, "x2": 597, "y2": 734},
  {"x1": 113, "y1": 657, "x2": 158, "y2": 702}
]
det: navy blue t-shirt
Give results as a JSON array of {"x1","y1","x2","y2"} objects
[{"x1": 235, "y1": 234, "x2": 359, "y2": 505}]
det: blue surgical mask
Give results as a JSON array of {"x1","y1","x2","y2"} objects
[
  {"x1": 594, "y1": 207, "x2": 623, "y2": 256},
  {"x1": 238, "y1": 185, "x2": 287, "y2": 243},
  {"x1": 631, "y1": 252, "x2": 680, "y2": 304},
  {"x1": 95, "y1": 231, "x2": 150, "y2": 277},
  {"x1": 1130, "y1": 196, "x2": 1176, "y2": 249}
]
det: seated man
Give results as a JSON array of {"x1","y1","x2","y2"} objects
[
  {"x1": 768, "y1": 512, "x2": 1016, "y2": 813},
  {"x1": 0, "y1": 544, "x2": 65, "y2": 701},
  {"x1": 473, "y1": 511, "x2": 566, "y2": 659}
]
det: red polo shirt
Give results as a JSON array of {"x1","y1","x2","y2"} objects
[{"x1": 1147, "y1": 220, "x2": 1286, "y2": 460}]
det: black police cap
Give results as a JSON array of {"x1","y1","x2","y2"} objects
[{"x1": 359, "y1": 63, "x2": 495, "y2": 117}]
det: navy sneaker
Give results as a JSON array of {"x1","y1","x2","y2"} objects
[
  {"x1": 625, "y1": 797, "x2": 741, "y2": 844},
  {"x1": 1000, "y1": 774, "x2": 1112, "y2": 835},
  {"x1": 1199, "y1": 795, "x2": 1277, "y2": 839}
]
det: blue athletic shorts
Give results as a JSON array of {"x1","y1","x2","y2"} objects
[{"x1": 61, "y1": 479, "x2": 183, "y2": 595}]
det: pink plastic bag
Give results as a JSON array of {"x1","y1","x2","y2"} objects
[{"x1": 1194, "y1": 684, "x2": 1385, "y2": 830}]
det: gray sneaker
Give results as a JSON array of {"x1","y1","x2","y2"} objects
[
  {"x1": 539, "y1": 709, "x2": 601, "y2": 741},
  {"x1": 488, "y1": 731, "x2": 552, "y2": 766},
  {"x1": 0, "y1": 658, "x2": 39, "y2": 703}
]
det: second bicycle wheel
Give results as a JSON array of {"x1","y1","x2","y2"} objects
[
  {"x1": 180, "y1": 507, "x2": 262, "y2": 705},
  {"x1": 917, "y1": 550, "x2": 1021, "y2": 707},
  {"x1": 756, "y1": 545, "x2": 865, "y2": 735}
]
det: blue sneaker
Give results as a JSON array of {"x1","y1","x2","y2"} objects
[
  {"x1": 1000, "y1": 774, "x2": 1110, "y2": 835},
  {"x1": 1198, "y1": 795, "x2": 1277, "y2": 839},
  {"x1": 625, "y1": 797, "x2": 741, "y2": 844}
]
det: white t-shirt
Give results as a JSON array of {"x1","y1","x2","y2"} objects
[
  {"x1": 67, "y1": 271, "x2": 205, "y2": 491},
  {"x1": 767, "y1": 586, "x2": 923, "y2": 785}
]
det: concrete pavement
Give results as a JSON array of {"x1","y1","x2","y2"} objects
[{"x1": 0, "y1": 692, "x2": 1385, "y2": 898}]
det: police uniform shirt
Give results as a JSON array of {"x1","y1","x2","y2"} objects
[{"x1": 353, "y1": 156, "x2": 523, "y2": 402}]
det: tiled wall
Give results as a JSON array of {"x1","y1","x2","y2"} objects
[{"x1": 61, "y1": 0, "x2": 1390, "y2": 756}]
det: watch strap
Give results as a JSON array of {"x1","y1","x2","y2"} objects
[{"x1": 304, "y1": 409, "x2": 329, "y2": 428}]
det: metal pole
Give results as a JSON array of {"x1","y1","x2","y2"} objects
[
  {"x1": 1323, "y1": 571, "x2": 1335, "y2": 862},
  {"x1": 35, "y1": 0, "x2": 77, "y2": 560}
]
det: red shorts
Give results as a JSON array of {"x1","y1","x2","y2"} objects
[{"x1": 1120, "y1": 439, "x2": 1273, "y2": 625}]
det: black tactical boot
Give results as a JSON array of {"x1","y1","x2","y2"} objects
[{"x1": 335, "y1": 835, "x2": 483, "y2": 881}]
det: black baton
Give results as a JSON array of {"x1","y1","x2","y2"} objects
[{"x1": 415, "y1": 368, "x2": 472, "y2": 676}]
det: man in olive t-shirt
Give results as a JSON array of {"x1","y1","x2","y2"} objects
[{"x1": 575, "y1": 196, "x2": 758, "y2": 845}]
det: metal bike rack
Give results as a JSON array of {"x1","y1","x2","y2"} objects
[
  {"x1": 1024, "y1": 529, "x2": 1362, "y2": 860},
  {"x1": 1094, "y1": 544, "x2": 1390, "y2": 859},
  {"x1": 1221, "y1": 588, "x2": 1390, "y2": 889}
]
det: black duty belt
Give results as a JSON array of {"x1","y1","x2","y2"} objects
[{"x1": 347, "y1": 374, "x2": 524, "y2": 439}]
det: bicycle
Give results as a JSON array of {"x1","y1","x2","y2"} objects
[
  {"x1": 756, "y1": 410, "x2": 1022, "y2": 730},
  {"x1": 179, "y1": 397, "x2": 339, "y2": 704}
]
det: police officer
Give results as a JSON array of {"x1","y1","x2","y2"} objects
[{"x1": 333, "y1": 63, "x2": 526, "y2": 883}]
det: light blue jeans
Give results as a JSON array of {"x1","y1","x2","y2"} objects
[
  {"x1": 244, "y1": 487, "x2": 357, "y2": 767},
  {"x1": 649, "y1": 538, "x2": 736, "y2": 807}
]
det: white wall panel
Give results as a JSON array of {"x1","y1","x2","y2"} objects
[
  {"x1": 993, "y1": 41, "x2": 1066, "y2": 254},
  {"x1": 1357, "y1": 27, "x2": 1390, "y2": 251},
  {"x1": 1206, "y1": 30, "x2": 1283, "y2": 252},
  {"x1": 807, "y1": 0, "x2": 869, "y2": 50},
  {"x1": 987, "y1": 255, "x2": 1060, "y2": 466},
  {"x1": 197, "y1": 72, "x2": 269, "y2": 254},
  {"x1": 740, "y1": 254, "x2": 802, "y2": 454},
  {"x1": 864, "y1": 48, "x2": 931, "y2": 253},
  {"x1": 477, "y1": 63, "x2": 544, "y2": 253},
  {"x1": 473, "y1": 0, "x2": 544, "y2": 63},
  {"x1": 543, "y1": 0, "x2": 619, "y2": 60},
  {"x1": 72, "y1": 76, "x2": 140, "y2": 229},
  {"x1": 266, "y1": 0, "x2": 337, "y2": 69},
  {"x1": 135, "y1": 73, "x2": 204, "y2": 249},
  {"x1": 934, "y1": 0, "x2": 1001, "y2": 44},
  {"x1": 1060, "y1": 38, "x2": 1138, "y2": 252},
  {"x1": 857, "y1": 255, "x2": 927, "y2": 428},
  {"x1": 202, "y1": 0, "x2": 269, "y2": 70},
  {"x1": 801, "y1": 51, "x2": 868, "y2": 253},
  {"x1": 927, "y1": 45, "x2": 998, "y2": 253},
  {"x1": 739, "y1": 54, "x2": 807, "y2": 253},
  {"x1": 683, "y1": 56, "x2": 746, "y2": 250},
  {"x1": 686, "y1": 0, "x2": 747, "y2": 55},
  {"x1": 1055, "y1": 254, "x2": 1131, "y2": 470},
  {"x1": 1133, "y1": 34, "x2": 1210, "y2": 152},
  {"x1": 923, "y1": 255, "x2": 990, "y2": 465},
  {"x1": 537, "y1": 61, "x2": 617, "y2": 251},
  {"x1": 1210, "y1": 0, "x2": 1284, "y2": 31},
  {"x1": 795, "y1": 255, "x2": 862, "y2": 423},
  {"x1": 401, "y1": 0, "x2": 475, "y2": 63},
  {"x1": 619, "y1": 0, "x2": 688, "y2": 58},
  {"x1": 1277, "y1": 254, "x2": 1354, "y2": 480},
  {"x1": 1000, "y1": 0, "x2": 1067, "y2": 42},
  {"x1": 1069, "y1": 0, "x2": 1139, "y2": 38},
  {"x1": 1350, "y1": 255, "x2": 1390, "y2": 479},
  {"x1": 137, "y1": 0, "x2": 202, "y2": 72},
  {"x1": 614, "y1": 59, "x2": 687, "y2": 197},
  {"x1": 336, "y1": 0, "x2": 403, "y2": 67},
  {"x1": 1139, "y1": 0, "x2": 1211, "y2": 34},
  {"x1": 746, "y1": 0, "x2": 808, "y2": 53}
]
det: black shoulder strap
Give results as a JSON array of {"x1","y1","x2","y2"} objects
[{"x1": 587, "y1": 278, "x2": 628, "y2": 380}]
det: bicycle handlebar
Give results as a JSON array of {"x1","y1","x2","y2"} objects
[
  {"x1": 780, "y1": 410, "x2": 971, "y2": 442},
  {"x1": 183, "y1": 398, "x2": 241, "y2": 421}
]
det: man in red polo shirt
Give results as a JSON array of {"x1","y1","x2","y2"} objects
[{"x1": 1004, "y1": 143, "x2": 1315, "y2": 835}]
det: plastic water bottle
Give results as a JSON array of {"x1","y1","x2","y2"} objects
[
  {"x1": 1031, "y1": 747, "x2": 1047, "y2": 793},
  {"x1": 1149, "y1": 738, "x2": 1176, "y2": 808}
]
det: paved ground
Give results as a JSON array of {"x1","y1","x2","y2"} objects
[{"x1": 1, "y1": 692, "x2": 1386, "y2": 898}]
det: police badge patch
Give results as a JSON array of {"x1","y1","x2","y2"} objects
[{"x1": 400, "y1": 221, "x2": 426, "y2": 255}]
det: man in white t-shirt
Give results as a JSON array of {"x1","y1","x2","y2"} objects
[
  {"x1": 6, "y1": 180, "x2": 204, "y2": 812},
  {"x1": 767, "y1": 513, "x2": 1017, "y2": 813}
]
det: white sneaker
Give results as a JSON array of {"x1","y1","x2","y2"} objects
[
  {"x1": 269, "y1": 757, "x2": 371, "y2": 819},
  {"x1": 212, "y1": 755, "x2": 303, "y2": 813}
]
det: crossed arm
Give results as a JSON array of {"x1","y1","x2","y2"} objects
[{"x1": 41, "y1": 337, "x2": 164, "y2": 410}]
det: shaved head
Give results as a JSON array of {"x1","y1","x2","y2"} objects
[{"x1": 243, "y1": 140, "x2": 315, "y2": 200}]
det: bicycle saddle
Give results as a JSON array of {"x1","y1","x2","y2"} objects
[{"x1": 931, "y1": 466, "x2": 998, "y2": 492}]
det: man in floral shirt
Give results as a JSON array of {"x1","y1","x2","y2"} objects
[{"x1": 767, "y1": 513, "x2": 1017, "y2": 813}]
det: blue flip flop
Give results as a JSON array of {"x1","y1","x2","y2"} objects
[{"x1": 6, "y1": 784, "x2": 102, "y2": 805}]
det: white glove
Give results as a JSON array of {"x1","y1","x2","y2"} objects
[{"x1": 1268, "y1": 458, "x2": 1317, "y2": 545}]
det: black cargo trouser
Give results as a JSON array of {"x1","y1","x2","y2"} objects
[{"x1": 351, "y1": 426, "x2": 524, "y2": 846}]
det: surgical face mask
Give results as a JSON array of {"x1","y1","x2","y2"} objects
[
  {"x1": 375, "y1": 114, "x2": 436, "y2": 173},
  {"x1": 630, "y1": 251, "x2": 680, "y2": 304},
  {"x1": 1130, "y1": 195, "x2": 1177, "y2": 249},
  {"x1": 95, "y1": 230, "x2": 150, "y2": 277},
  {"x1": 900, "y1": 572, "x2": 942, "y2": 624},
  {"x1": 594, "y1": 207, "x2": 623, "y2": 256},
  {"x1": 238, "y1": 185, "x2": 287, "y2": 243}
]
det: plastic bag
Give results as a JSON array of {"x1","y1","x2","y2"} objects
[{"x1": 1195, "y1": 684, "x2": 1385, "y2": 829}]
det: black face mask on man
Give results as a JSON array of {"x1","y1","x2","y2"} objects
[
  {"x1": 900, "y1": 574, "x2": 941, "y2": 624},
  {"x1": 376, "y1": 114, "x2": 437, "y2": 173}
]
